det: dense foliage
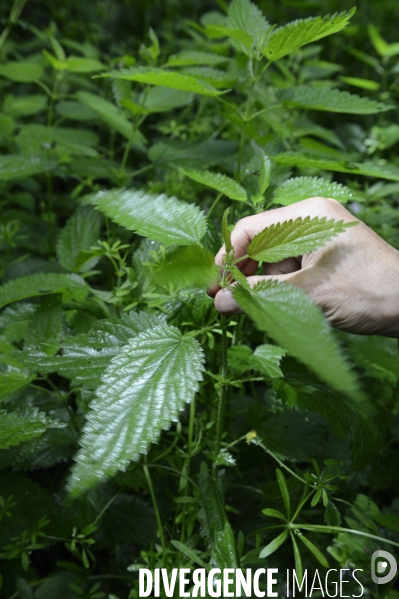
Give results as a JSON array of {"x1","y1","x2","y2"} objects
[{"x1": 1, "y1": 0, "x2": 399, "y2": 597}]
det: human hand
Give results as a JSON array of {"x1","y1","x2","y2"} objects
[{"x1": 208, "y1": 197, "x2": 399, "y2": 337}]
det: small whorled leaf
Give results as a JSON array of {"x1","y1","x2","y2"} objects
[
  {"x1": 0, "y1": 410, "x2": 64, "y2": 449},
  {"x1": 262, "y1": 9, "x2": 356, "y2": 62},
  {"x1": 0, "y1": 273, "x2": 89, "y2": 309},
  {"x1": 274, "y1": 153, "x2": 399, "y2": 181},
  {"x1": 247, "y1": 216, "x2": 355, "y2": 263},
  {"x1": 68, "y1": 324, "x2": 204, "y2": 495},
  {"x1": 273, "y1": 176, "x2": 354, "y2": 206},
  {"x1": 156, "y1": 246, "x2": 218, "y2": 290},
  {"x1": 277, "y1": 85, "x2": 393, "y2": 114},
  {"x1": 259, "y1": 530, "x2": 288, "y2": 558},
  {"x1": 181, "y1": 168, "x2": 247, "y2": 201},
  {"x1": 97, "y1": 66, "x2": 223, "y2": 97},
  {"x1": 233, "y1": 281, "x2": 362, "y2": 399},
  {"x1": 89, "y1": 188, "x2": 207, "y2": 247}
]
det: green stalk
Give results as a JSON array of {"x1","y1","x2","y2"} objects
[
  {"x1": 143, "y1": 463, "x2": 167, "y2": 555},
  {"x1": 215, "y1": 314, "x2": 228, "y2": 457},
  {"x1": 294, "y1": 524, "x2": 399, "y2": 549}
]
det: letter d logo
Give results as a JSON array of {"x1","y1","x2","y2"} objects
[{"x1": 371, "y1": 550, "x2": 397, "y2": 585}]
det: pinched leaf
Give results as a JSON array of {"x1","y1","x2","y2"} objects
[
  {"x1": 274, "y1": 153, "x2": 399, "y2": 181},
  {"x1": 277, "y1": 85, "x2": 393, "y2": 114},
  {"x1": 273, "y1": 177, "x2": 354, "y2": 206},
  {"x1": 0, "y1": 273, "x2": 89, "y2": 309},
  {"x1": 167, "y1": 50, "x2": 229, "y2": 67},
  {"x1": 89, "y1": 188, "x2": 207, "y2": 246},
  {"x1": 0, "y1": 410, "x2": 63, "y2": 449},
  {"x1": 262, "y1": 9, "x2": 356, "y2": 62},
  {"x1": 181, "y1": 169, "x2": 247, "y2": 201},
  {"x1": 233, "y1": 281, "x2": 361, "y2": 399},
  {"x1": 98, "y1": 67, "x2": 223, "y2": 97},
  {"x1": 156, "y1": 246, "x2": 218, "y2": 289},
  {"x1": 247, "y1": 216, "x2": 355, "y2": 263},
  {"x1": 259, "y1": 530, "x2": 288, "y2": 558},
  {"x1": 56, "y1": 205, "x2": 102, "y2": 272},
  {"x1": 198, "y1": 467, "x2": 239, "y2": 569},
  {"x1": 68, "y1": 324, "x2": 204, "y2": 494}
]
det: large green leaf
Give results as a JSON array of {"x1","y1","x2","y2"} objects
[
  {"x1": 262, "y1": 9, "x2": 356, "y2": 61},
  {"x1": 247, "y1": 216, "x2": 355, "y2": 263},
  {"x1": 167, "y1": 50, "x2": 229, "y2": 67},
  {"x1": 198, "y1": 467, "x2": 239, "y2": 568},
  {"x1": 89, "y1": 188, "x2": 207, "y2": 246},
  {"x1": 156, "y1": 246, "x2": 218, "y2": 289},
  {"x1": 273, "y1": 177, "x2": 355, "y2": 205},
  {"x1": 98, "y1": 67, "x2": 223, "y2": 97},
  {"x1": 0, "y1": 371, "x2": 35, "y2": 400},
  {"x1": 0, "y1": 273, "x2": 89, "y2": 309},
  {"x1": 228, "y1": 344, "x2": 286, "y2": 378},
  {"x1": 225, "y1": 0, "x2": 271, "y2": 55},
  {"x1": 181, "y1": 168, "x2": 247, "y2": 201},
  {"x1": 0, "y1": 155, "x2": 55, "y2": 181},
  {"x1": 277, "y1": 85, "x2": 393, "y2": 114},
  {"x1": 68, "y1": 324, "x2": 204, "y2": 494},
  {"x1": 233, "y1": 281, "x2": 362, "y2": 399},
  {"x1": 0, "y1": 410, "x2": 63, "y2": 449},
  {"x1": 56, "y1": 205, "x2": 102, "y2": 272},
  {"x1": 76, "y1": 91, "x2": 133, "y2": 139},
  {"x1": 24, "y1": 297, "x2": 64, "y2": 355},
  {"x1": 0, "y1": 61, "x2": 43, "y2": 82},
  {"x1": 274, "y1": 153, "x2": 399, "y2": 181}
]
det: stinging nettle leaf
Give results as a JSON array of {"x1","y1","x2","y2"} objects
[
  {"x1": 181, "y1": 168, "x2": 247, "y2": 201},
  {"x1": 233, "y1": 281, "x2": 362, "y2": 399},
  {"x1": 156, "y1": 245, "x2": 218, "y2": 289},
  {"x1": 262, "y1": 9, "x2": 356, "y2": 62},
  {"x1": 76, "y1": 91, "x2": 133, "y2": 139},
  {"x1": 277, "y1": 85, "x2": 393, "y2": 115},
  {"x1": 97, "y1": 66, "x2": 224, "y2": 97},
  {"x1": 273, "y1": 177, "x2": 354, "y2": 206},
  {"x1": 227, "y1": 0, "x2": 272, "y2": 54},
  {"x1": 247, "y1": 216, "x2": 355, "y2": 263},
  {"x1": 89, "y1": 188, "x2": 207, "y2": 247},
  {"x1": 68, "y1": 324, "x2": 205, "y2": 494},
  {"x1": 0, "y1": 410, "x2": 63, "y2": 449},
  {"x1": 0, "y1": 273, "x2": 89, "y2": 309},
  {"x1": 56, "y1": 205, "x2": 102, "y2": 272},
  {"x1": 167, "y1": 50, "x2": 229, "y2": 67}
]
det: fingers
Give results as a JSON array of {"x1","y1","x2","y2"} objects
[{"x1": 263, "y1": 257, "x2": 301, "y2": 276}]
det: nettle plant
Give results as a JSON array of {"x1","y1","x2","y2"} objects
[{"x1": 1, "y1": 0, "x2": 399, "y2": 596}]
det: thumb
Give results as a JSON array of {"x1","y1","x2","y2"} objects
[{"x1": 214, "y1": 269, "x2": 317, "y2": 315}]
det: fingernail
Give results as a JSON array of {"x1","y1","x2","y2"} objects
[{"x1": 215, "y1": 289, "x2": 240, "y2": 314}]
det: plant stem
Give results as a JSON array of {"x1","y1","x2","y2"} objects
[
  {"x1": 215, "y1": 314, "x2": 228, "y2": 458},
  {"x1": 207, "y1": 192, "x2": 223, "y2": 218},
  {"x1": 258, "y1": 441, "x2": 306, "y2": 484},
  {"x1": 143, "y1": 462, "x2": 167, "y2": 555},
  {"x1": 294, "y1": 524, "x2": 399, "y2": 549}
]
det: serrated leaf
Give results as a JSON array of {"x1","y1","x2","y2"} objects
[
  {"x1": 97, "y1": 67, "x2": 223, "y2": 97},
  {"x1": 181, "y1": 66, "x2": 235, "y2": 88},
  {"x1": 167, "y1": 51, "x2": 229, "y2": 67},
  {"x1": 233, "y1": 281, "x2": 361, "y2": 399},
  {"x1": 259, "y1": 530, "x2": 288, "y2": 558},
  {"x1": 181, "y1": 169, "x2": 247, "y2": 201},
  {"x1": 222, "y1": 208, "x2": 232, "y2": 253},
  {"x1": 0, "y1": 61, "x2": 43, "y2": 82},
  {"x1": 247, "y1": 216, "x2": 354, "y2": 263},
  {"x1": 273, "y1": 177, "x2": 354, "y2": 205},
  {"x1": 89, "y1": 188, "x2": 207, "y2": 247},
  {"x1": 0, "y1": 371, "x2": 35, "y2": 400},
  {"x1": 0, "y1": 410, "x2": 62, "y2": 449},
  {"x1": 68, "y1": 324, "x2": 204, "y2": 494},
  {"x1": 24, "y1": 298, "x2": 63, "y2": 355},
  {"x1": 274, "y1": 153, "x2": 399, "y2": 182},
  {"x1": 76, "y1": 91, "x2": 133, "y2": 139},
  {"x1": 0, "y1": 155, "x2": 55, "y2": 181},
  {"x1": 198, "y1": 468, "x2": 239, "y2": 568},
  {"x1": 56, "y1": 205, "x2": 101, "y2": 272},
  {"x1": 156, "y1": 246, "x2": 218, "y2": 289},
  {"x1": 277, "y1": 85, "x2": 393, "y2": 114},
  {"x1": 227, "y1": 0, "x2": 271, "y2": 54},
  {"x1": 324, "y1": 500, "x2": 342, "y2": 527},
  {"x1": 262, "y1": 10, "x2": 356, "y2": 61},
  {"x1": 253, "y1": 344, "x2": 287, "y2": 378},
  {"x1": 276, "y1": 469, "x2": 290, "y2": 518},
  {"x1": 0, "y1": 273, "x2": 89, "y2": 310},
  {"x1": 298, "y1": 534, "x2": 329, "y2": 567}
]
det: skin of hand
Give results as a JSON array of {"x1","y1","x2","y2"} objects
[{"x1": 208, "y1": 197, "x2": 399, "y2": 337}]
